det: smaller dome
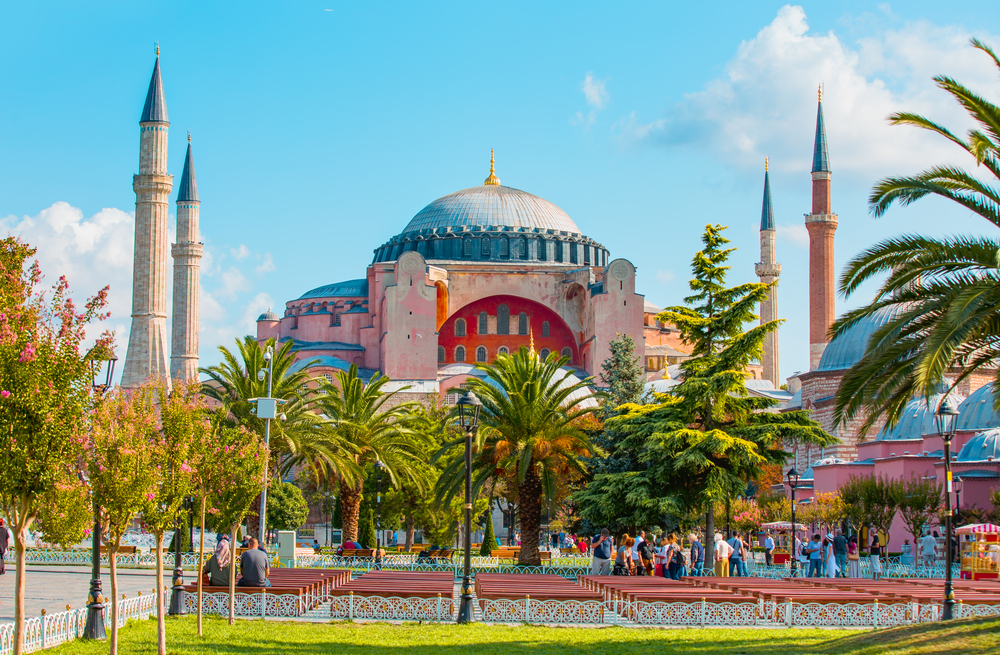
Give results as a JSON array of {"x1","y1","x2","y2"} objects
[
  {"x1": 957, "y1": 382, "x2": 1000, "y2": 432},
  {"x1": 817, "y1": 305, "x2": 904, "y2": 372},
  {"x1": 257, "y1": 309, "x2": 279, "y2": 322},
  {"x1": 956, "y1": 429, "x2": 1000, "y2": 462},
  {"x1": 876, "y1": 384, "x2": 965, "y2": 441},
  {"x1": 298, "y1": 279, "x2": 369, "y2": 300}
]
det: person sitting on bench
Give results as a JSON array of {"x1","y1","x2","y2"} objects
[
  {"x1": 237, "y1": 537, "x2": 271, "y2": 587},
  {"x1": 202, "y1": 537, "x2": 232, "y2": 586}
]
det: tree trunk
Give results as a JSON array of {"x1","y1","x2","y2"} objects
[
  {"x1": 339, "y1": 481, "x2": 362, "y2": 542},
  {"x1": 154, "y1": 532, "x2": 166, "y2": 655},
  {"x1": 517, "y1": 467, "x2": 542, "y2": 566},
  {"x1": 404, "y1": 512, "x2": 415, "y2": 552},
  {"x1": 109, "y1": 541, "x2": 120, "y2": 655},
  {"x1": 197, "y1": 494, "x2": 206, "y2": 636},
  {"x1": 12, "y1": 521, "x2": 28, "y2": 655},
  {"x1": 228, "y1": 525, "x2": 238, "y2": 625},
  {"x1": 706, "y1": 505, "x2": 715, "y2": 558}
]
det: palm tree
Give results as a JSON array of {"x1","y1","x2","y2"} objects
[
  {"x1": 436, "y1": 348, "x2": 602, "y2": 566},
  {"x1": 833, "y1": 39, "x2": 1000, "y2": 433},
  {"x1": 311, "y1": 364, "x2": 428, "y2": 541}
]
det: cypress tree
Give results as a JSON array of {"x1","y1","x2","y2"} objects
[
  {"x1": 360, "y1": 507, "x2": 377, "y2": 549},
  {"x1": 599, "y1": 333, "x2": 645, "y2": 413},
  {"x1": 480, "y1": 508, "x2": 497, "y2": 556}
]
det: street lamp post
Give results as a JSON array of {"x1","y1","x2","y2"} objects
[
  {"x1": 786, "y1": 468, "x2": 800, "y2": 578},
  {"x1": 168, "y1": 504, "x2": 186, "y2": 615},
  {"x1": 374, "y1": 460, "x2": 386, "y2": 568},
  {"x1": 455, "y1": 391, "x2": 481, "y2": 624},
  {"x1": 251, "y1": 346, "x2": 286, "y2": 548},
  {"x1": 935, "y1": 394, "x2": 960, "y2": 620},
  {"x1": 954, "y1": 475, "x2": 964, "y2": 514},
  {"x1": 83, "y1": 350, "x2": 116, "y2": 640}
]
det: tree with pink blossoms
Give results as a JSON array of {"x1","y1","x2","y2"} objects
[
  {"x1": 87, "y1": 384, "x2": 158, "y2": 655},
  {"x1": 0, "y1": 237, "x2": 110, "y2": 655}
]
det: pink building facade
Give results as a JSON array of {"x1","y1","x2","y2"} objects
[{"x1": 257, "y1": 160, "x2": 645, "y2": 400}]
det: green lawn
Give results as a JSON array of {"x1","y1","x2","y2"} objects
[{"x1": 48, "y1": 615, "x2": 1000, "y2": 654}]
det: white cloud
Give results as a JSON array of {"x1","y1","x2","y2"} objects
[
  {"x1": 617, "y1": 5, "x2": 1000, "y2": 177},
  {"x1": 241, "y1": 292, "x2": 275, "y2": 333},
  {"x1": 581, "y1": 72, "x2": 609, "y2": 109},
  {"x1": 656, "y1": 269, "x2": 676, "y2": 284},
  {"x1": 218, "y1": 267, "x2": 251, "y2": 301},
  {"x1": 255, "y1": 252, "x2": 276, "y2": 275},
  {"x1": 776, "y1": 223, "x2": 810, "y2": 249},
  {"x1": 231, "y1": 244, "x2": 250, "y2": 260},
  {"x1": 571, "y1": 111, "x2": 597, "y2": 128}
]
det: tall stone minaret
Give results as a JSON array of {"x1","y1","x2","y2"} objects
[
  {"x1": 122, "y1": 48, "x2": 173, "y2": 388},
  {"x1": 170, "y1": 134, "x2": 202, "y2": 382},
  {"x1": 755, "y1": 158, "x2": 781, "y2": 388},
  {"x1": 805, "y1": 86, "x2": 837, "y2": 370}
]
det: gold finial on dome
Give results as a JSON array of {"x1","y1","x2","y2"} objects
[
  {"x1": 187, "y1": 131, "x2": 191, "y2": 143},
  {"x1": 484, "y1": 149, "x2": 501, "y2": 186},
  {"x1": 156, "y1": 42, "x2": 160, "y2": 57},
  {"x1": 818, "y1": 84, "x2": 822, "y2": 102},
  {"x1": 765, "y1": 157, "x2": 768, "y2": 172},
  {"x1": 529, "y1": 329, "x2": 537, "y2": 359}
]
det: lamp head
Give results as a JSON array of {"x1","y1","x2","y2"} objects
[
  {"x1": 787, "y1": 468, "x2": 800, "y2": 489},
  {"x1": 455, "y1": 390, "x2": 482, "y2": 430},
  {"x1": 953, "y1": 476, "x2": 964, "y2": 493},
  {"x1": 935, "y1": 394, "x2": 960, "y2": 441},
  {"x1": 87, "y1": 345, "x2": 118, "y2": 393},
  {"x1": 374, "y1": 460, "x2": 386, "y2": 470}
]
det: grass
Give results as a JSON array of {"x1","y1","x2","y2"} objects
[{"x1": 45, "y1": 615, "x2": 1000, "y2": 655}]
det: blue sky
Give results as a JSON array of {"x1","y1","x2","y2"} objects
[{"x1": 2, "y1": 1, "x2": 999, "y2": 381}]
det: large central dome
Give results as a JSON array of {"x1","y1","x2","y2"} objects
[{"x1": 400, "y1": 185, "x2": 582, "y2": 236}]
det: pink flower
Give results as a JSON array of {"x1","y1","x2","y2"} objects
[
  {"x1": 0, "y1": 390, "x2": 9, "y2": 399},
  {"x1": 145, "y1": 492, "x2": 155, "y2": 501},
  {"x1": 18, "y1": 342, "x2": 36, "y2": 363}
]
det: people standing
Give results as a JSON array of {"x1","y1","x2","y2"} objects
[
  {"x1": 614, "y1": 534, "x2": 634, "y2": 576},
  {"x1": 631, "y1": 530, "x2": 645, "y2": 564},
  {"x1": 0, "y1": 518, "x2": 9, "y2": 575},
  {"x1": 833, "y1": 530, "x2": 848, "y2": 578},
  {"x1": 714, "y1": 533, "x2": 733, "y2": 577},
  {"x1": 824, "y1": 534, "x2": 838, "y2": 578},
  {"x1": 807, "y1": 534, "x2": 823, "y2": 578},
  {"x1": 639, "y1": 533, "x2": 656, "y2": 576},
  {"x1": 870, "y1": 531, "x2": 883, "y2": 581},
  {"x1": 763, "y1": 531, "x2": 775, "y2": 566},
  {"x1": 847, "y1": 535, "x2": 861, "y2": 578},
  {"x1": 689, "y1": 533, "x2": 704, "y2": 577},
  {"x1": 590, "y1": 528, "x2": 613, "y2": 576},
  {"x1": 920, "y1": 531, "x2": 937, "y2": 569},
  {"x1": 726, "y1": 531, "x2": 744, "y2": 578}
]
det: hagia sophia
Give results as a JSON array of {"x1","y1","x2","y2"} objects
[{"x1": 118, "y1": 52, "x2": 999, "y2": 538}]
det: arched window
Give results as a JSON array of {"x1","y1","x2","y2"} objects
[
  {"x1": 455, "y1": 318, "x2": 467, "y2": 337},
  {"x1": 537, "y1": 238, "x2": 546, "y2": 261},
  {"x1": 455, "y1": 346, "x2": 466, "y2": 362},
  {"x1": 518, "y1": 312, "x2": 528, "y2": 335},
  {"x1": 519, "y1": 237, "x2": 528, "y2": 260},
  {"x1": 540, "y1": 348, "x2": 551, "y2": 360},
  {"x1": 497, "y1": 304, "x2": 509, "y2": 335},
  {"x1": 498, "y1": 346, "x2": 509, "y2": 357},
  {"x1": 561, "y1": 347, "x2": 572, "y2": 361},
  {"x1": 482, "y1": 237, "x2": 490, "y2": 257},
  {"x1": 478, "y1": 311, "x2": 488, "y2": 334},
  {"x1": 476, "y1": 346, "x2": 487, "y2": 363},
  {"x1": 542, "y1": 321, "x2": 550, "y2": 337},
  {"x1": 570, "y1": 244, "x2": 578, "y2": 264},
  {"x1": 499, "y1": 236, "x2": 509, "y2": 258},
  {"x1": 554, "y1": 241, "x2": 563, "y2": 262},
  {"x1": 438, "y1": 346, "x2": 446, "y2": 363},
  {"x1": 463, "y1": 237, "x2": 473, "y2": 258},
  {"x1": 584, "y1": 245, "x2": 591, "y2": 265}
]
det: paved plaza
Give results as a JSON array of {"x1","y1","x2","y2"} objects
[{"x1": 0, "y1": 565, "x2": 169, "y2": 623}]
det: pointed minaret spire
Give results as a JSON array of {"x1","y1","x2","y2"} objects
[
  {"x1": 805, "y1": 86, "x2": 838, "y2": 370},
  {"x1": 171, "y1": 135, "x2": 203, "y2": 382},
  {"x1": 755, "y1": 159, "x2": 781, "y2": 388},
  {"x1": 122, "y1": 51, "x2": 173, "y2": 388},
  {"x1": 484, "y1": 149, "x2": 501, "y2": 186}
]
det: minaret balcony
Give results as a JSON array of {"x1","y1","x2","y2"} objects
[{"x1": 754, "y1": 262, "x2": 782, "y2": 278}]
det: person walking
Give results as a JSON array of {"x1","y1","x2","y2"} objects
[
  {"x1": 869, "y1": 531, "x2": 883, "y2": 581},
  {"x1": 763, "y1": 531, "x2": 775, "y2": 567},
  {"x1": 824, "y1": 534, "x2": 838, "y2": 578},
  {"x1": 689, "y1": 533, "x2": 705, "y2": 577},
  {"x1": 714, "y1": 533, "x2": 733, "y2": 577},
  {"x1": 590, "y1": 528, "x2": 613, "y2": 576},
  {"x1": 0, "y1": 518, "x2": 9, "y2": 575},
  {"x1": 807, "y1": 534, "x2": 823, "y2": 578},
  {"x1": 920, "y1": 531, "x2": 937, "y2": 569},
  {"x1": 833, "y1": 530, "x2": 848, "y2": 578},
  {"x1": 726, "y1": 531, "x2": 744, "y2": 578}
]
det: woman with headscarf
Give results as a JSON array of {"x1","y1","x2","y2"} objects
[{"x1": 202, "y1": 537, "x2": 232, "y2": 586}]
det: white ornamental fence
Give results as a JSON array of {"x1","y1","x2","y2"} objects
[{"x1": 0, "y1": 592, "x2": 156, "y2": 655}]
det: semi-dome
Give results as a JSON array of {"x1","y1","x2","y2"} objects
[
  {"x1": 956, "y1": 428, "x2": 1000, "y2": 462},
  {"x1": 298, "y1": 279, "x2": 369, "y2": 300},
  {"x1": 876, "y1": 383, "x2": 965, "y2": 441},
  {"x1": 957, "y1": 382, "x2": 1000, "y2": 432},
  {"x1": 257, "y1": 309, "x2": 280, "y2": 322},
  {"x1": 816, "y1": 305, "x2": 905, "y2": 372},
  {"x1": 400, "y1": 185, "x2": 581, "y2": 236}
]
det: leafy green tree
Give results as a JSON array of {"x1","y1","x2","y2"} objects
[
  {"x1": 577, "y1": 225, "x2": 835, "y2": 544},
  {"x1": 88, "y1": 384, "x2": 159, "y2": 655},
  {"x1": 0, "y1": 238, "x2": 110, "y2": 655},
  {"x1": 832, "y1": 40, "x2": 1000, "y2": 432},
  {"x1": 34, "y1": 471, "x2": 91, "y2": 549},
  {"x1": 839, "y1": 475, "x2": 899, "y2": 549},
  {"x1": 436, "y1": 348, "x2": 602, "y2": 565},
  {"x1": 312, "y1": 364, "x2": 426, "y2": 542},
  {"x1": 894, "y1": 475, "x2": 942, "y2": 546},
  {"x1": 480, "y1": 507, "x2": 497, "y2": 555},
  {"x1": 266, "y1": 481, "x2": 310, "y2": 532},
  {"x1": 600, "y1": 333, "x2": 645, "y2": 412},
  {"x1": 359, "y1": 507, "x2": 377, "y2": 549}
]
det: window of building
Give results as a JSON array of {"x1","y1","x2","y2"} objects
[
  {"x1": 463, "y1": 237, "x2": 473, "y2": 258},
  {"x1": 570, "y1": 244, "x2": 578, "y2": 264},
  {"x1": 537, "y1": 238, "x2": 546, "y2": 261},
  {"x1": 482, "y1": 237, "x2": 490, "y2": 257},
  {"x1": 584, "y1": 245, "x2": 591, "y2": 265},
  {"x1": 519, "y1": 237, "x2": 528, "y2": 260},
  {"x1": 499, "y1": 236, "x2": 509, "y2": 258},
  {"x1": 497, "y1": 304, "x2": 509, "y2": 335},
  {"x1": 498, "y1": 346, "x2": 509, "y2": 357},
  {"x1": 455, "y1": 318, "x2": 466, "y2": 337},
  {"x1": 540, "y1": 348, "x2": 551, "y2": 360},
  {"x1": 476, "y1": 346, "x2": 487, "y2": 362},
  {"x1": 456, "y1": 346, "x2": 466, "y2": 362},
  {"x1": 321, "y1": 373, "x2": 333, "y2": 385},
  {"x1": 518, "y1": 312, "x2": 528, "y2": 335},
  {"x1": 541, "y1": 321, "x2": 550, "y2": 337},
  {"x1": 554, "y1": 241, "x2": 563, "y2": 262},
  {"x1": 561, "y1": 347, "x2": 572, "y2": 361},
  {"x1": 438, "y1": 346, "x2": 446, "y2": 364},
  {"x1": 478, "y1": 311, "x2": 488, "y2": 334}
]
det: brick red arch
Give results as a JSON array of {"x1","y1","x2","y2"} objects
[{"x1": 438, "y1": 295, "x2": 578, "y2": 366}]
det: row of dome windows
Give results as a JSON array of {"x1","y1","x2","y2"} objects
[
  {"x1": 454, "y1": 308, "x2": 550, "y2": 337},
  {"x1": 439, "y1": 345, "x2": 570, "y2": 364},
  {"x1": 375, "y1": 235, "x2": 606, "y2": 266}
]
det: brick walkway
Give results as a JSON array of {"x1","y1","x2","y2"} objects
[{"x1": 0, "y1": 565, "x2": 170, "y2": 623}]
